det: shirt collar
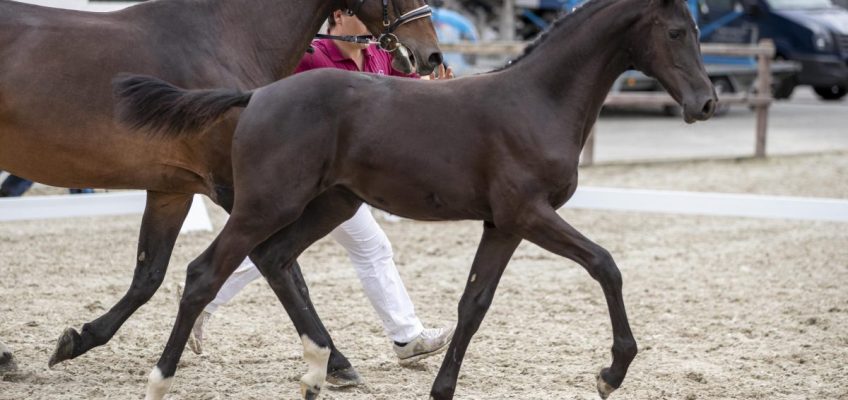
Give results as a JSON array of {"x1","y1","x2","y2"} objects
[{"x1": 321, "y1": 39, "x2": 374, "y2": 63}]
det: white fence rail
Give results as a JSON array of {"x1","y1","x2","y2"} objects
[
  {"x1": 12, "y1": 0, "x2": 137, "y2": 12},
  {"x1": 2, "y1": 188, "x2": 845, "y2": 226},
  {"x1": 565, "y1": 187, "x2": 848, "y2": 223},
  {"x1": 0, "y1": 192, "x2": 213, "y2": 233}
]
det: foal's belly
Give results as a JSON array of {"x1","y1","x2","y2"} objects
[{"x1": 344, "y1": 177, "x2": 491, "y2": 222}]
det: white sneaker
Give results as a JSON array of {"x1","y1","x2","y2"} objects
[
  {"x1": 393, "y1": 326, "x2": 454, "y2": 365},
  {"x1": 175, "y1": 283, "x2": 211, "y2": 355},
  {"x1": 187, "y1": 310, "x2": 211, "y2": 355}
]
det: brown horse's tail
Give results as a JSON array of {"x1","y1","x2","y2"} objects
[{"x1": 113, "y1": 74, "x2": 253, "y2": 138}]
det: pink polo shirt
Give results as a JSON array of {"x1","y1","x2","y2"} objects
[{"x1": 295, "y1": 38, "x2": 418, "y2": 78}]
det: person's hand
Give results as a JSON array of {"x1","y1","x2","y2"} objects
[{"x1": 428, "y1": 64, "x2": 454, "y2": 80}]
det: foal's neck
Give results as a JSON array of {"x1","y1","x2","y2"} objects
[{"x1": 503, "y1": 0, "x2": 642, "y2": 142}]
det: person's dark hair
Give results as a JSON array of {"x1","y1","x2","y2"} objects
[{"x1": 326, "y1": 12, "x2": 337, "y2": 33}]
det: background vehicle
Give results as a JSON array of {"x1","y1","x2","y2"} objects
[
  {"x1": 699, "y1": 0, "x2": 848, "y2": 100},
  {"x1": 433, "y1": 6, "x2": 481, "y2": 75}
]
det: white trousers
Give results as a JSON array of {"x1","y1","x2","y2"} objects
[{"x1": 205, "y1": 205, "x2": 424, "y2": 343}]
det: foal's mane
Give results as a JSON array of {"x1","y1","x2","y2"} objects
[{"x1": 497, "y1": 0, "x2": 624, "y2": 71}]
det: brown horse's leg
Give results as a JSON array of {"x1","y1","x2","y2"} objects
[
  {"x1": 0, "y1": 340, "x2": 17, "y2": 373},
  {"x1": 49, "y1": 191, "x2": 192, "y2": 367},
  {"x1": 514, "y1": 204, "x2": 637, "y2": 399},
  {"x1": 430, "y1": 222, "x2": 522, "y2": 400},
  {"x1": 247, "y1": 188, "x2": 364, "y2": 391}
]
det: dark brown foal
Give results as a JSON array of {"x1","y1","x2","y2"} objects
[
  {"x1": 116, "y1": 0, "x2": 716, "y2": 397},
  {"x1": 0, "y1": 0, "x2": 440, "y2": 382}
]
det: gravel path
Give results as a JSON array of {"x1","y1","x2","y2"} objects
[{"x1": 1, "y1": 152, "x2": 846, "y2": 399}]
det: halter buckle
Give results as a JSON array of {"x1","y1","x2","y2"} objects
[{"x1": 378, "y1": 33, "x2": 400, "y2": 52}]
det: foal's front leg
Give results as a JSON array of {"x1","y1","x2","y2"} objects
[
  {"x1": 430, "y1": 222, "x2": 522, "y2": 400},
  {"x1": 516, "y1": 204, "x2": 637, "y2": 399}
]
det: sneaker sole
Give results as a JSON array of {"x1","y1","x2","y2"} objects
[
  {"x1": 175, "y1": 283, "x2": 203, "y2": 355},
  {"x1": 397, "y1": 340, "x2": 451, "y2": 366}
]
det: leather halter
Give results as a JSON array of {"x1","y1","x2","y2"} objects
[{"x1": 315, "y1": 0, "x2": 432, "y2": 52}]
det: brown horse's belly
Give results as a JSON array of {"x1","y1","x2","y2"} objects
[{"x1": 0, "y1": 121, "x2": 212, "y2": 195}]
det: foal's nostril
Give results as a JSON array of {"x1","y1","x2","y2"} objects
[
  {"x1": 428, "y1": 52, "x2": 444, "y2": 67},
  {"x1": 702, "y1": 99, "x2": 716, "y2": 117}
]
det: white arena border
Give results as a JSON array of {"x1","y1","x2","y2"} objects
[
  {"x1": 563, "y1": 187, "x2": 848, "y2": 222},
  {"x1": 13, "y1": 1, "x2": 139, "y2": 12},
  {"x1": 1, "y1": 188, "x2": 846, "y2": 228},
  {"x1": 0, "y1": 192, "x2": 213, "y2": 233}
]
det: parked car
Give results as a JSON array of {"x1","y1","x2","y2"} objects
[{"x1": 700, "y1": 0, "x2": 848, "y2": 100}]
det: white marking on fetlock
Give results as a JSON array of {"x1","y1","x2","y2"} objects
[
  {"x1": 145, "y1": 367, "x2": 173, "y2": 400},
  {"x1": 299, "y1": 334, "x2": 331, "y2": 399}
]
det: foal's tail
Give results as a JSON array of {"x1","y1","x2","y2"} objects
[{"x1": 113, "y1": 74, "x2": 253, "y2": 138}]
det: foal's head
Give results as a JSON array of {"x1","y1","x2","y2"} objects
[
  {"x1": 344, "y1": 0, "x2": 443, "y2": 75},
  {"x1": 630, "y1": 0, "x2": 717, "y2": 123}
]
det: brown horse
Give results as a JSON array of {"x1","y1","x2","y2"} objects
[
  {"x1": 116, "y1": 0, "x2": 715, "y2": 397},
  {"x1": 0, "y1": 0, "x2": 440, "y2": 385}
]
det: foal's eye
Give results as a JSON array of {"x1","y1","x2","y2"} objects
[{"x1": 668, "y1": 29, "x2": 684, "y2": 39}]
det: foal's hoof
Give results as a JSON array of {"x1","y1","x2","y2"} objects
[
  {"x1": 48, "y1": 327, "x2": 80, "y2": 368},
  {"x1": 0, "y1": 347, "x2": 17, "y2": 374},
  {"x1": 326, "y1": 366, "x2": 363, "y2": 387},
  {"x1": 596, "y1": 369, "x2": 618, "y2": 399},
  {"x1": 300, "y1": 382, "x2": 321, "y2": 400}
]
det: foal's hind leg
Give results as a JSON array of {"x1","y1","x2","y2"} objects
[
  {"x1": 145, "y1": 212, "x2": 280, "y2": 400},
  {"x1": 50, "y1": 191, "x2": 192, "y2": 367},
  {"x1": 431, "y1": 222, "x2": 522, "y2": 400},
  {"x1": 247, "y1": 188, "x2": 364, "y2": 397},
  {"x1": 513, "y1": 204, "x2": 637, "y2": 399},
  {"x1": 217, "y1": 186, "x2": 360, "y2": 385}
]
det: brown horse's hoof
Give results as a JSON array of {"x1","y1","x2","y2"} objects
[
  {"x1": 300, "y1": 382, "x2": 321, "y2": 400},
  {"x1": 325, "y1": 366, "x2": 363, "y2": 387},
  {"x1": 0, "y1": 344, "x2": 17, "y2": 374},
  {"x1": 48, "y1": 327, "x2": 80, "y2": 368},
  {"x1": 596, "y1": 369, "x2": 618, "y2": 399}
]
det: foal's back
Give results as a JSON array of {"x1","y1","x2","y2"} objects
[{"x1": 234, "y1": 69, "x2": 551, "y2": 221}]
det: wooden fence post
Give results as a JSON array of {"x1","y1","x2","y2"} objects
[
  {"x1": 581, "y1": 127, "x2": 596, "y2": 166},
  {"x1": 755, "y1": 39, "x2": 774, "y2": 158},
  {"x1": 501, "y1": 0, "x2": 515, "y2": 41}
]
